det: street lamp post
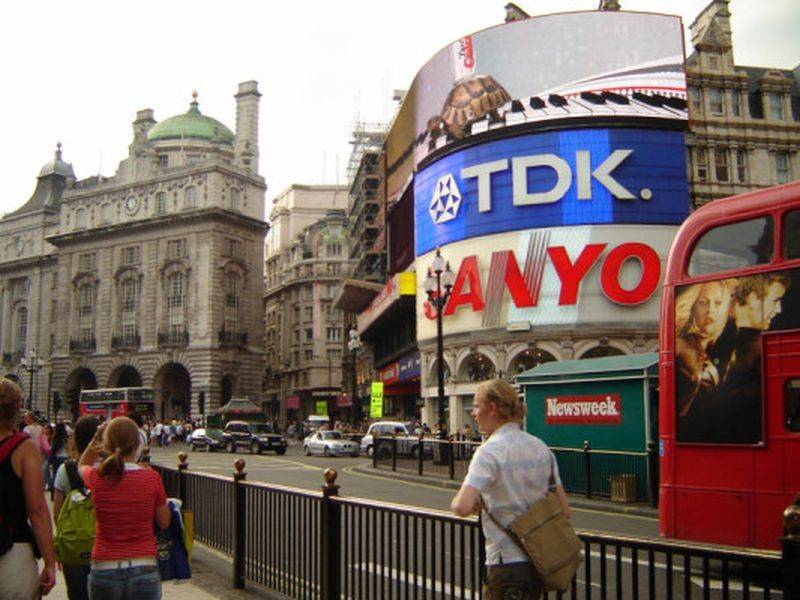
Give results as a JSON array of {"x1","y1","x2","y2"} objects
[
  {"x1": 424, "y1": 248, "x2": 456, "y2": 434},
  {"x1": 347, "y1": 328, "x2": 362, "y2": 424},
  {"x1": 20, "y1": 348, "x2": 44, "y2": 413}
]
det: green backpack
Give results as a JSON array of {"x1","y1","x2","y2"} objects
[{"x1": 54, "y1": 461, "x2": 95, "y2": 565}]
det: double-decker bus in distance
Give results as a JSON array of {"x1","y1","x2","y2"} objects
[
  {"x1": 79, "y1": 387, "x2": 155, "y2": 421},
  {"x1": 659, "y1": 181, "x2": 800, "y2": 550}
]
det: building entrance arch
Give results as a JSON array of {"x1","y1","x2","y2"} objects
[
  {"x1": 153, "y1": 362, "x2": 191, "y2": 421},
  {"x1": 64, "y1": 368, "x2": 98, "y2": 422},
  {"x1": 108, "y1": 365, "x2": 142, "y2": 388},
  {"x1": 221, "y1": 374, "x2": 234, "y2": 406}
]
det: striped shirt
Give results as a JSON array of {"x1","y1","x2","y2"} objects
[
  {"x1": 84, "y1": 463, "x2": 167, "y2": 560},
  {"x1": 463, "y1": 422, "x2": 562, "y2": 565}
]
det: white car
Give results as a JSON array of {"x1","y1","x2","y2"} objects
[
  {"x1": 359, "y1": 421, "x2": 417, "y2": 457},
  {"x1": 303, "y1": 430, "x2": 360, "y2": 457}
]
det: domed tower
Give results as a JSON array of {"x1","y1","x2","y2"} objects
[{"x1": 7, "y1": 142, "x2": 75, "y2": 216}]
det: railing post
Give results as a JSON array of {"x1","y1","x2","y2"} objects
[
  {"x1": 782, "y1": 494, "x2": 800, "y2": 598},
  {"x1": 232, "y1": 459, "x2": 246, "y2": 589},
  {"x1": 449, "y1": 435, "x2": 456, "y2": 480},
  {"x1": 418, "y1": 433, "x2": 424, "y2": 477},
  {"x1": 321, "y1": 468, "x2": 341, "y2": 600},
  {"x1": 177, "y1": 451, "x2": 188, "y2": 507},
  {"x1": 372, "y1": 432, "x2": 379, "y2": 468},
  {"x1": 583, "y1": 440, "x2": 592, "y2": 499},
  {"x1": 646, "y1": 441, "x2": 658, "y2": 507},
  {"x1": 391, "y1": 433, "x2": 397, "y2": 472}
]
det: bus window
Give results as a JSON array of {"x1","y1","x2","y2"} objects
[
  {"x1": 782, "y1": 210, "x2": 800, "y2": 260},
  {"x1": 687, "y1": 216, "x2": 773, "y2": 276},
  {"x1": 786, "y1": 379, "x2": 800, "y2": 432}
]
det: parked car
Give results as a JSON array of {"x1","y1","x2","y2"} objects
[
  {"x1": 303, "y1": 430, "x2": 360, "y2": 457},
  {"x1": 360, "y1": 421, "x2": 423, "y2": 458},
  {"x1": 188, "y1": 427, "x2": 225, "y2": 452},
  {"x1": 221, "y1": 421, "x2": 288, "y2": 455}
]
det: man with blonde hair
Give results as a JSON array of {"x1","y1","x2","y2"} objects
[{"x1": 451, "y1": 379, "x2": 571, "y2": 599}]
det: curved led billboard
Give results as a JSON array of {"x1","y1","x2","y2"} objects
[
  {"x1": 387, "y1": 10, "x2": 687, "y2": 204},
  {"x1": 414, "y1": 127, "x2": 689, "y2": 256}
]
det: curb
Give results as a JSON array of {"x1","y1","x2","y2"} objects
[{"x1": 352, "y1": 464, "x2": 659, "y2": 519}]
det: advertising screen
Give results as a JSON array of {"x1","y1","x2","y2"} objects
[
  {"x1": 387, "y1": 10, "x2": 686, "y2": 204},
  {"x1": 415, "y1": 127, "x2": 688, "y2": 256},
  {"x1": 416, "y1": 224, "x2": 678, "y2": 341},
  {"x1": 674, "y1": 269, "x2": 800, "y2": 445}
]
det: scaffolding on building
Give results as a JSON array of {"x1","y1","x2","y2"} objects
[{"x1": 346, "y1": 121, "x2": 386, "y2": 185}]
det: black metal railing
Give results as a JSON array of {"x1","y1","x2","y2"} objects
[
  {"x1": 111, "y1": 333, "x2": 140, "y2": 350},
  {"x1": 153, "y1": 455, "x2": 795, "y2": 599},
  {"x1": 158, "y1": 329, "x2": 189, "y2": 347},
  {"x1": 374, "y1": 436, "x2": 660, "y2": 506},
  {"x1": 218, "y1": 330, "x2": 248, "y2": 347},
  {"x1": 69, "y1": 337, "x2": 96, "y2": 352}
]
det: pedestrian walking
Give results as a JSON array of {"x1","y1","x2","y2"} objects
[
  {"x1": 48, "y1": 422, "x2": 69, "y2": 500},
  {"x1": 78, "y1": 416, "x2": 171, "y2": 599},
  {"x1": 0, "y1": 378, "x2": 57, "y2": 599},
  {"x1": 451, "y1": 379, "x2": 572, "y2": 600}
]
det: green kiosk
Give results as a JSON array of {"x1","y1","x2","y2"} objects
[{"x1": 515, "y1": 353, "x2": 659, "y2": 503}]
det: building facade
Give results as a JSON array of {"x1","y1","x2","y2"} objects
[{"x1": 0, "y1": 82, "x2": 267, "y2": 420}]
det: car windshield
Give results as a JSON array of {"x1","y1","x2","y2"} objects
[
  {"x1": 206, "y1": 429, "x2": 224, "y2": 439},
  {"x1": 251, "y1": 423, "x2": 276, "y2": 434},
  {"x1": 321, "y1": 431, "x2": 343, "y2": 440}
]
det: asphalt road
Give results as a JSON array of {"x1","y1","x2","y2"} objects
[{"x1": 150, "y1": 442, "x2": 660, "y2": 539}]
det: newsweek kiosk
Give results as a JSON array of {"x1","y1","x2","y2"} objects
[{"x1": 516, "y1": 353, "x2": 658, "y2": 501}]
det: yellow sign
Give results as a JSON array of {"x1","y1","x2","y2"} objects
[
  {"x1": 315, "y1": 401, "x2": 328, "y2": 416},
  {"x1": 370, "y1": 382, "x2": 384, "y2": 418}
]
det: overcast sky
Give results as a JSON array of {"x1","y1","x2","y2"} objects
[{"x1": 1, "y1": 0, "x2": 797, "y2": 218}]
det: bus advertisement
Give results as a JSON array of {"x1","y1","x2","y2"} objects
[
  {"x1": 659, "y1": 181, "x2": 800, "y2": 550},
  {"x1": 78, "y1": 387, "x2": 155, "y2": 421}
]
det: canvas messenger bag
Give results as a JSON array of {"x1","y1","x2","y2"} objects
[{"x1": 482, "y1": 458, "x2": 582, "y2": 593}]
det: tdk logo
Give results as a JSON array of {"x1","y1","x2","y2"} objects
[
  {"x1": 440, "y1": 149, "x2": 651, "y2": 216},
  {"x1": 429, "y1": 173, "x2": 462, "y2": 225}
]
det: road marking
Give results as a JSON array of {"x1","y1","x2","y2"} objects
[{"x1": 341, "y1": 465, "x2": 454, "y2": 493}]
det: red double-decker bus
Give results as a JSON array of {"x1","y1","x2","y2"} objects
[
  {"x1": 659, "y1": 181, "x2": 800, "y2": 550},
  {"x1": 79, "y1": 387, "x2": 155, "y2": 421}
]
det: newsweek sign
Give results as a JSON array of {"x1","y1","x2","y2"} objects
[
  {"x1": 545, "y1": 394, "x2": 622, "y2": 425},
  {"x1": 415, "y1": 224, "x2": 677, "y2": 340}
]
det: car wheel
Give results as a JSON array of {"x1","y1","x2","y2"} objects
[
  {"x1": 228, "y1": 441, "x2": 236, "y2": 453},
  {"x1": 323, "y1": 446, "x2": 330, "y2": 457},
  {"x1": 304, "y1": 445, "x2": 311, "y2": 456},
  {"x1": 275, "y1": 448, "x2": 287, "y2": 455},
  {"x1": 366, "y1": 445, "x2": 374, "y2": 458}
]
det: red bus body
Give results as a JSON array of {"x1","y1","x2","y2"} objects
[
  {"x1": 78, "y1": 387, "x2": 155, "y2": 421},
  {"x1": 659, "y1": 181, "x2": 800, "y2": 550}
]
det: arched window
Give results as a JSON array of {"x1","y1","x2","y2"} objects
[
  {"x1": 15, "y1": 307, "x2": 27, "y2": 354},
  {"x1": 167, "y1": 272, "x2": 186, "y2": 335},
  {"x1": 78, "y1": 285, "x2": 94, "y2": 342},
  {"x1": 100, "y1": 203, "x2": 112, "y2": 224},
  {"x1": 184, "y1": 186, "x2": 197, "y2": 209},
  {"x1": 463, "y1": 353, "x2": 495, "y2": 382},
  {"x1": 509, "y1": 348, "x2": 556, "y2": 375},
  {"x1": 224, "y1": 272, "x2": 240, "y2": 333},
  {"x1": 429, "y1": 358, "x2": 451, "y2": 383},
  {"x1": 120, "y1": 278, "x2": 139, "y2": 339},
  {"x1": 229, "y1": 188, "x2": 240, "y2": 211},
  {"x1": 75, "y1": 208, "x2": 86, "y2": 229},
  {"x1": 580, "y1": 345, "x2": 625, "y2": 359}
]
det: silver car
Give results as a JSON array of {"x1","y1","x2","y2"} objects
[{"x1": 303, "y1": 430, "x2": 360, "y2": 457}]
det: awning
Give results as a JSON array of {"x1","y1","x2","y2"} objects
[
  {"x1": 515, "y1": 353, "x2": 659, "y2": 385},
  {"x1": 357, "y1": 272, "x2": 416, "y2": 336},
  {"x1": 333, "y1": 278, "x2": 384, "y2": 313},
  {"x1": 216, "y1": 397, "x2": 262, "y2": 415}
]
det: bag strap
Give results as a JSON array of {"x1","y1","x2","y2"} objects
[
  {"x1": 64, "y1": 459, "x2": 84, "y2": 492},
  {"x1": 0, "y1": 433, "x2": 29, "y2": 463}
]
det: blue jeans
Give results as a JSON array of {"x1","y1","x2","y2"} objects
[
  {"x1": 63, "y1": 563, "x2": 90, "y2": 600},
  {"x1": 88, "y1": 565, "x2": 161, "y2": 600}
]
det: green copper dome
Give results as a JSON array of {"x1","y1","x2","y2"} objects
[{"x1": 148, "y1": 94, "x2": 234, "y2": 145}]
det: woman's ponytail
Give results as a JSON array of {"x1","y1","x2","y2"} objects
[
  {"x1": 98, "y1": 447, "x2": 125, "y2": 478},
  {"x1": 96, "y1": 417, "x2": 140, "y2": 479}
]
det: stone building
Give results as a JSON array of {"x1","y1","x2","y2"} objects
[
  {"x1": 0, "y1": 82, "x2": 267, "y2": 420},
  {"x1": 263, "y1": 185, "x2": 352, "y2": 422}
]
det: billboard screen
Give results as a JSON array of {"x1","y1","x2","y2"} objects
[
  {"x1": 414, "y1": 127, "x2": 688, "y2": 255},
  {"x1": 674, "y1": 270, "x2": 800, "y2": 446},
  {"x1": 387, "y1": 10, "x2": 686, "y2": 204},
  {"x1": 416, "y1": 224, "x2": 678, "y2": 341}
]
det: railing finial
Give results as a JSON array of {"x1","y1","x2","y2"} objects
[
  {"x1": 323, "y1": 468, "x2": 340, "y2": 497},
  {"x1": 234, "y1": 458, "x2": 246, "y2": 481},
  {"x1": 178, "y1": 451, "x2": 188, "y2": 471}
]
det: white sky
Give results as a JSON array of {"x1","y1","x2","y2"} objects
[{"x1": 1, "y1": 0, "x2": 797, "y2": 218}]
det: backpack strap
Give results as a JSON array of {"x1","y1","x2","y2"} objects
[
  {"x1": 0, "y1": 433, "x2": 29, "y2": 463},
  {"x1": 64, "y1": 460, "x2": 84, "y2": 492}
]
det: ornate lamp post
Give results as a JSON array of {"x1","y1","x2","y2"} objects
[
  {"x1": 20, "y1": 348, "x2": 44, "y2": 413},
  {"x1": 424, "y1": 248, "x2": 456, "y2": 434},
  {"x1": 347, "y1": 327, "x2": 362, "y2": 423}
]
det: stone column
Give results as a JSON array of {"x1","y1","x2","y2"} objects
[{"x1": 234, "y1": 81, "x2": 261, "y2": 174}]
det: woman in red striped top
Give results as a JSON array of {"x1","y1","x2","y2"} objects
[{"x1": 78, "y1": 416, "x2": 170, "y2": 600}]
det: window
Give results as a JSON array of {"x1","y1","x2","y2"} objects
[
  {"x1": 75, "y1": 208, "x2": 86, "y2": 229},
  {"x1": 329, "y1": 262, "x2": 341, "y2": 275},
  {"x1": 101, "y1": 203, "x2": 112, "y2": 224},
  {"x1": 736, "y1": 149, "x2": 748, "y2": 183},
  {"x1": 695, "y1": 148, "x2": 708, "y2": 182},
  {"x1": 224, "y1": 273, "x2": 239, "y2": 333},
  {"x1": 156, "y1": 192, "x2": 167, "y2": 215},
  {"x1": 184, "y1": 186, "x2": 197, "y2": 208},
  {"x1": 304, "y1": 306, "x2": 313, "y2": 321},
  {"x1": 688, "y1": 216, "x2": 774, "y2": 276},
  {"x1": 304, "y1": 285, "x2": 313, "y2": 301},
  {"x1": 708, "y1": 54, "x2": 720, "y2": 70},
  {"x1": 79, "y1": 253, "x2": 96, "y2": 271},
  {"x1": 293, "y1": 329, "x2": 300, "y2": 343},
  {"x1": 304, "y1": 349, "x2": 313, "y2": 360},
  {"x1": 326, "y1": 283, "x2": 337, "y2": 299},
  {"x1": 305, "y1": 328, "x2": 313, "y2": 341},
  {"x1": 120, "y1": 279, "x2": 138, "y2": 338},
  {"x1": 157, "y1": 155, "x2": 169, "y2": 167},
  {"x1": 229, "y1": 188, "x2": 240, "y2": 210},
  {"x1": 78, "y1": 285, "x2": 94, "y2": 342},
  {"x1": 783, "y1": 210, "x2": 800, "y2": 260},
  {"x1": 12, "y1": 278, "x2": 29, "y2": 299},
  {"x1": 15, "y1": 307, "x2": 27, "y2": 353},
  {"x1": 769, "y1": 93, "x2": 784, "y2": 120},
  {"x1": 784, "y1": 379, "x2": 800, "y2": 433},
  {"x1": 714, "y1": 148, "x2": 729, "y2": 182},
  {"x1": 186, "y1": 154, "x2": 202, "y2": 165},
  {"x1": 167, "y1": 239, "x2": 187, "y2": 259},
  {"x1": 224, "y1": 238, "x2": 242, "y2": 258},
  {"x1": 326, "y1": 327, "x2": 341, "y2": 341},
  {"x1": 776, "y1": 151, "x2": 790, "y2": 184},
  {"x1": 167, "y1": 272, "x2": 186, "y2": 335},
  {"x1": 708, "y1": 88, "x2": 724, "y2": 115},
  {"x1": 689, "y1": 87, "x2": 702, "y2": 113},
  {"x1": 328, "y1": 243, "x2": 342, "y2": 256},
  {"x1": 731, "y1": 90, "x2": 741, "y2": 117},
  {"x1": 122, "y1": 246, "x2": 140, "y2": 266}
]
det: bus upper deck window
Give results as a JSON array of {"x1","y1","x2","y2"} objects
[
  {"x1": 782, "y1": 210, "x2": 800, "y2": 260},
  {"x1": 786, "y1": 379, "x2": 800, "y2": 433},
  {"x1": 687, "y1": 216, "x2": 773, "y2": 276}
]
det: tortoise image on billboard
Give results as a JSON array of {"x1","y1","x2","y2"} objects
[{"x1": 428, "y1": 74, "x2": 511, "y2": 140}]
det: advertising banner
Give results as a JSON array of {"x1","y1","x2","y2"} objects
[
  {"x1": 545, "y1": 394, "x2": 622, "y2": 425},
  {"x1": 415, "y1": 127, "x2": 688, "y2": 255},
  {"x1": 285, "y1": 395, "x2": 300, "y2": 410},
  {"x1": 674, "y1": 269, "x2": 800, "y2": 445},
  {"x1": 370, "y1": 382, "x2": 384, "y2": 418},
  {"x1": 398, "y1": 351, "x2": 421, "y2": 381},
  {"x1": 315, "y1": 400, "x2": 328, "y2": 416},
  {"x1": 416, "y1": 224, "x2": 678, "y2": 340},
  {"x1": 387, "y1": 10, "x2": 686, "y2": 204},
  {"x1": 337, "y1": 394, "x2": 352, "y2": 408}
]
